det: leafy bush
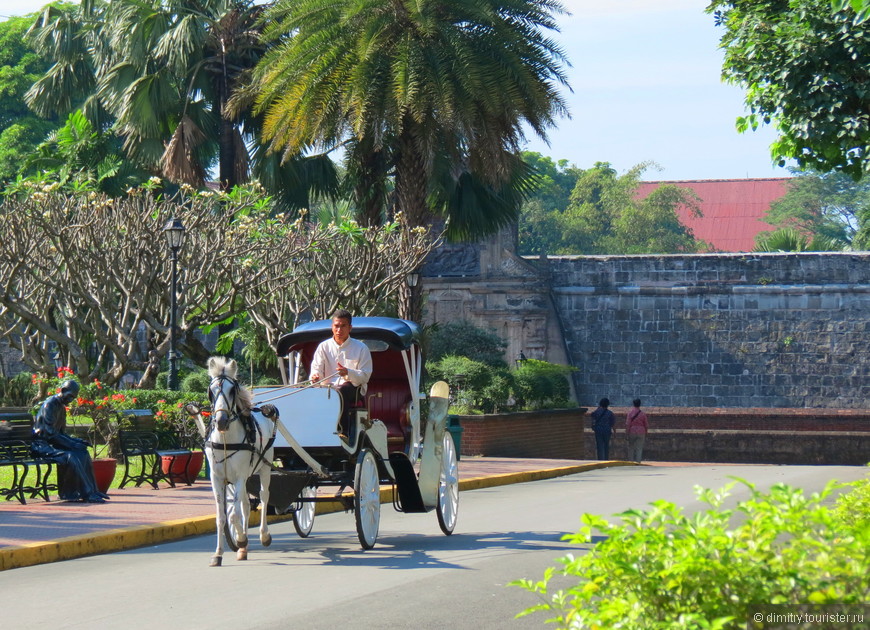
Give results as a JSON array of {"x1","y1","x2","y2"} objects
[
  {"x1": 181, "y1": 370, "x2": 211, "y2": 393},
  {"x1": 0, "y1": 372, "x2": 36, "y2": 406},
  {"x1": 513, "y1": 478, "x2": 870, "y2": 629},
  {"x1": 425, "y1": 355, "x2": 514, "y2": 414},
  {"x1": 833, "y1": 467, "x2": 870, "y2": 530},
  {"x1": 512, "y1": 359, "x2": 573, "y2": 409},
  {"x1": 426, "y1": 320, "x2": 508, "y2": 367}
]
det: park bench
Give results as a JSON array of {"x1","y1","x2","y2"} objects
[
  {"x1": 118, "y1": 410, "x2": 194, "y2": 489},
  {"x1": 0, "y1": 409, "x2": 56, "y2": 504}
]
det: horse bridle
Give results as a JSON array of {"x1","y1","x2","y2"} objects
[{"x1": 206, "y1": 374, "x2": 274, "y2": 468}]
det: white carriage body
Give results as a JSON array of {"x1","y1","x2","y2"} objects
[
  {"x1": 250, "y1": 317, "x2": 457, "y2": 548},
  {"x1": 253, "y1": 385, "x2": 343, "y2": 448}
]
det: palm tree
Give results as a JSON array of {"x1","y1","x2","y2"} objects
[
  {"x1": 26, "y1": 0, "x2": 338, "y2": 203},
  {"x1": 753, "y1": 227, "x2": 845, "y2": 252},
  {"x1": 249, "y1": 0, "x2": 570, "y2": 235}
]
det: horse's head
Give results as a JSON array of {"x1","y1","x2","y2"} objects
[{"x1": 207, "y1": 357, "x2": 252, "y2": 432}]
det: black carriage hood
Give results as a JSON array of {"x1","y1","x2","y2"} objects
[{"x1": 276, "y1": 316, "x2": 422, "y2": 356}]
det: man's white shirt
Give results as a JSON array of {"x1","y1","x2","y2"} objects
[{"x1": 310, "y1": 337, "x2": 373, "y2": 394}]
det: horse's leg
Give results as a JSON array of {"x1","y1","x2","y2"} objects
[
  {"x1": 210, "y1": 467, "x2": 225, "y2": 567},
  {"x1": 235, "y1": 477, "x2": 250, "y2": 561},
  {"x1": 258, "y1": 455, "x2": 272, "y2": 548}
]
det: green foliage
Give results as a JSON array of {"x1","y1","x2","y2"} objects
[
  {"x1": 425, "y1": 355, "x2": 515, "y2": 414},
  {"x1": 180, "y1": 371, "x2": 210, "y2": 394},
  {"x1": 253, "y1": 0, "x2": 569, "y2": 234},
  {"x1": 426, "y1": 320, "x2": 508, "y2": 367},
  {"x1": 519, "y1": 151, "x2": 579, "y2": 255},
  {"x1": 0, "y1": 13, "x2": 55, "y2": 184},
  {"x1": 513, "y1": 478, "x2": 870, "y2": 629},
  {"x1": 709, "y1": 0, "x2": 870, "y2": 178},
  {"x1": 22, "y1": 109, "x2": 147, "y2": 195},
  {"x1": 761, "y1": 169, "x2": 870, "y2": 249},
  {"x1": 518, "y1": 161, "x2": 705, "y2": 255},
  {"x1": 754, "y1": 227, "x2": 844, "y2": 252},
  {"x1": 832, "y1": 467, "x2": 870, "y2": 529},
  {"x1": 0, "y1": 372, "x2": 36, "y2": 406},
  {"x1": 512, "y1": 359, "x2": 573, "y2": 409}
]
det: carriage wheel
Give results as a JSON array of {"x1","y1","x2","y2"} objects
[
  {"x1": 436, "y1": 432, "x2": 459, "y2": 536},
  {"x1": 354, "y1": 448, "x2": 381, "y2": 550},
  {"x1": 292, "y1": 485, "x2": 316, "y2": 538}
]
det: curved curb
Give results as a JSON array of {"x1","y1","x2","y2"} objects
[{"x1": 0, "y1": 460, "x2": 634, "y2": 571}]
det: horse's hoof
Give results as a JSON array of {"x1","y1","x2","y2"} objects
[
  {"x1": 237, "y1": 547, "x2": 248, "y2": 561},
  {"x1": 261, "y1": 532, "x2": 272, "y2": 547},
  {"x1": 210, "y1": 556, "x2": 222, "y2": 567}
]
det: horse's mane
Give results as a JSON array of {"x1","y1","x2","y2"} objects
[{"x1": 207, "y1": 356, "x2": 253, "y2": 412}]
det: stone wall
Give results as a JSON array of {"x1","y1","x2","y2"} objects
[
  {"x1": 456, "y1": 407, "x2": 870, "y2": 465},
  {"x1": 422, "y1": 239, "x2": 870, "y2": 411},
  {"x1": 458, "y1": 408, "x2": 587, "y2": 459},
  {"x1": 544, "y1": 252, "x2": 870, "y2": 409}
]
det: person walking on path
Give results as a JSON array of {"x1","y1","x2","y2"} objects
[
  {"x1": 590, "y1": 397, "x2": 615, "y2": 460},
  {"x1": 626, "y1": 398, "x2": 649, "y2": 463}
]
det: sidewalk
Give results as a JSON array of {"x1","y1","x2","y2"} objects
[{"x1": 0, "y1": 457, "x2": 634, "y2": 571}]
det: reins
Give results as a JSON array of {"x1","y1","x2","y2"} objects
[{"x1": 253, "y1": 371, "x2": 341, "y2": 403}]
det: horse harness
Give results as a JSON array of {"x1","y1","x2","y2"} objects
[{"x1": 207, "y1": 375, "x2": 276, "y2": 469}]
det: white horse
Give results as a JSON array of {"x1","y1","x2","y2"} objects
[{"x1": 202, "y1": 356, "x2": 277, "y2": 567}]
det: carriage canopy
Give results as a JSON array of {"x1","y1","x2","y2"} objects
[{"x1": 276, "y1": 316, "x2": 422, "y2": 356}]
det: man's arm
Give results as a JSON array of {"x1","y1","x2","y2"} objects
[
  {"x1": 310, "y1": 342, "x2": 328, "y2": 382},
  {"x1": 342, "y1": 342, "x2": 372, "y2": 387}
]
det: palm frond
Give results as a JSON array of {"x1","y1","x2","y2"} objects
[{"x1": 160, "y1": 115, "x2": 207, "y2": 186}]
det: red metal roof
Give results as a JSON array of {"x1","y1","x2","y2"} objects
[{"x1": 636, "y1": 178, "x2": 790, "y2": 252}]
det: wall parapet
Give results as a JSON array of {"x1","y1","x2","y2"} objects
[{"x1": 456, "y1": 407, "x2": 870, "y2": 466}]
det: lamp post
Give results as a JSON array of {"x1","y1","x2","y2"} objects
[
  {"x1": 402, "y1": 271, "x2": 420, "y2": 322},
  {"x1": 400, "y1": 270, "x2": 420, "y2": 321},
  {"x1": 162, "y1": 217, "x2": 186, "y2": 391}
]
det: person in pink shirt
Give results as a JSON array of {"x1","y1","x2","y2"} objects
[{"x1": 625, "y1": 398, "x2": 649, "y2": 463}]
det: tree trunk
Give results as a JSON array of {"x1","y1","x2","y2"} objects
[{"x1": 394, "y1": 128, "x2": 431, "y2": 228}]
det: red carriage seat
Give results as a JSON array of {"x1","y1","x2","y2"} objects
[
  {"x1": 295, "y1": 339, "x2": 413, "y2": 454},
  {"x1": 364, "y1": 380, "x2": 412, "y2": 454}
]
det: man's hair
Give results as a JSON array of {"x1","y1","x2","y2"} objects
[
  {"x1": 633, "y1": 398, "x2": 642, "y2": 407},
  {"x1": 331, "y1": 309, "x2": 352, "y2": 323},
  {"x1": 599, "y1": 397, "x2": 610, "y2": 408}
]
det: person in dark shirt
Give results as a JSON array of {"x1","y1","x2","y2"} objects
[
  {"x1": 590, "y1": 397, "x2": 615, "y2": 460},
  {"x1": 31, "y1": 380, "x2": 109, "y2": 503}
]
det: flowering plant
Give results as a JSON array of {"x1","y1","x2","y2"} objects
[{"x1": 155, "y1": 399, "x2": 209, "y2": 449}]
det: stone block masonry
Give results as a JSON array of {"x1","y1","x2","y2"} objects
[{"x1": 546, "y1": 252, "x2": 870, "y2": 409}]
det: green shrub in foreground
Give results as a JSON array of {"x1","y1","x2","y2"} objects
[{"x1": 512, "y1": 478, "x2": 870, "y2": 629}]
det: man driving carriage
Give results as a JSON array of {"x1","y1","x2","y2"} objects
[{"x1": 309, "y1": 309, "x2": 373, "y2": 441}]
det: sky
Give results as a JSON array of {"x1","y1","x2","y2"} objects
[{"x1": 2, "y1": 0, "x2": 792, "y2": 182}]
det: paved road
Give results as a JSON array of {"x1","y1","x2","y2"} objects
[{"x1": 1, "y1": 464, "x2": 864, "y2": 630}]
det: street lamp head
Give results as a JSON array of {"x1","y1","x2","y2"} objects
[
  {"x1": 162, "y1": 217, "x2": 186, "y2": 251},
  {"x1": 406, "y1": 271, "x2": 420, "y2": 288}
]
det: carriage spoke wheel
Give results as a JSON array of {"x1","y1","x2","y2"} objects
[
  {"x1": 437, "y1": 433, "x2": 459, "y2": 535},
  {"x1": 354, "y1": 449, "x2": 381, "y2": 550},
  {"x1": 292, "y1": 485, "x2": 316, "y2": 538}
]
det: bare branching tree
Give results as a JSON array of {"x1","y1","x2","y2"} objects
[{"x1": 0, "y1": 185, "x2": 439, "y2": 386}]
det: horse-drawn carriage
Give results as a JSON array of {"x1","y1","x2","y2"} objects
[{"x1": 194, "y1": 316, "x2": 458, "y2": 564}]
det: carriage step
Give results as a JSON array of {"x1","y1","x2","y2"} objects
[{"x1": 389, "y1": 452, "x2": 426, "y2": 513}]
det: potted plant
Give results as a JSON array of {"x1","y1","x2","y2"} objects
[{"x1": 157, "y1": 399, "x2": 208, "y2": 484}]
